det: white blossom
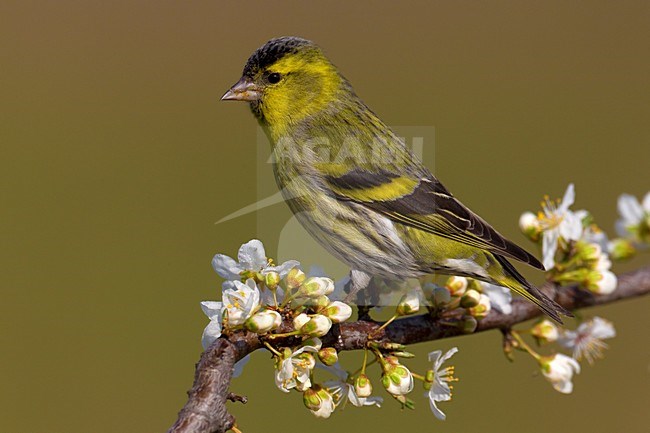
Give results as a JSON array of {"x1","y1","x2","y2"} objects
[
  {"x1": 426, "y1": 347, "x2": 459, "y2": 420},
  {"x1": 540, "y1": 354, "x2": 580, "y2": 394},
  {"x1": 222, "y1": 279, "x2": 261, "y2": 326},
  {"x1": 274, "y1": 339, "x2": 322, "y2": 392},
  {"x1": 200, "y1": 301, "x2": 223, "y2": 349},
  {"x1": 558, "y1": 317, "x2": 616, "y2": 364},
  {"x1": 537, "y1": 184, "x2": 584, "y2": 270},
  {"x1": 322, "y1": 364, "x2": 383, "y2": 408},
  {"x1": 212, "y1": 239, "x2": 299, "y2": 280}
]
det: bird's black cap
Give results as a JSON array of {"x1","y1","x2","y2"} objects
[{"x1": 242, "y1": 36, "x2": 315, "y2": 77}]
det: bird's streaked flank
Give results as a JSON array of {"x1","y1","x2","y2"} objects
[{"x1": 222, "y1": 36, "x2": 571, "y2": 323}]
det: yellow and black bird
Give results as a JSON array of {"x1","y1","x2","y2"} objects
[{"x1": 222, "y1": 36, "x2": 569, "y2": 322}]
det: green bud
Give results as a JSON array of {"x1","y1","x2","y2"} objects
[
  {"x1": 445, "y1": 276, "x2": 468, "y2": 297},
  {"x1": 299, "y1": 277, "x2": 335, "y2": 298},
  {"x1": 468, "y1": 294, "x2": 491, "y2": 319},
  {"x1": 531, "y1": 319, "x2": 559, "y2": 344},
  {"x1": 608, "y1": 238, "x2": 636, "y2": 261},
  {"x1": 322, "y1": 301, "x2": 352, "y2": 323},
  {"x1": 314, "y1": 295, "x2": 331, "y2": 308},
  {"x1": 245, "y1": 309, "x2": 282, "y2": 334},
  {"x1": 576, "y1": 241, "x2": 602, "y2": 262},
  {"x1": 303, "y1": 386, "x2": 322, "y2": 411},
  {"x1": 293, "y1": 313, "x2": 310, "y2": 331},
  {"x1": 264, "y1": 271, "x2": 281, "y2": 290},
  {"x1": 381, "y1": 363, "x2": 414, "y2": 395},
  {"x1": 461, "y1": 315, "x2": 478, "y2": 334},
  {"x1": 391, "y1": 351, "x2": 416, "y2": 358},
  {"x1": 317, "y1": 347, "x2": 338, "y2": 366},
  {"x1": 300, "y1": 314, "x2": 332, "y2": 337},
  {"x1": 286, "y1": 268, "x2": 306, "y2": 289},
  {"x1": 396, "y1": 290, "x2": 420, "y2": 316},
  {"x1": 519, "y1": 211, "x2": 541, "y2": 241},
  {"x1": 392, "y1": 394, "x2": 416, "y2": 410},
  {"x1": 376, "y1": 342, "x2": 405, "y2": 351},
  {"x1": 586, "y1": 269, "x2": 617, "y2": 295},
  {"x1": 460, "y1": 289, "x2": 481, "y2": 308},
  {"x1": 433, "y1": 286, "x2": 452, "y2": 307},
  {"x1": 354, "y1": 373, "x2": 372, "y2": 397}
]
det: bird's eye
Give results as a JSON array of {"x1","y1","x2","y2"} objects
[{"x1": 267, "y1": 72, "x2": 281, "y2": 84}]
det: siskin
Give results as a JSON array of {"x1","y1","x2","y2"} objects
[{"x1": 222, "y1": 36, "x2": 570, "y2": 322}]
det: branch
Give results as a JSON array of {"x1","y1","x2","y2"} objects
[{"x1": 167, "y1": 265, "x2": 650, "y2": 433}]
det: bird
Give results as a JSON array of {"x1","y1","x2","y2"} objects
[{"x1": 221, "y1": 36, "x2": 570, "y2": 323}]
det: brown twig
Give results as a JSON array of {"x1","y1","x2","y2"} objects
[{"x1": 167, "y1": 265, "x2": 650, "y2": 433}]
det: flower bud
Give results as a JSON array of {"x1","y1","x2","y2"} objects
[
  {"x1": 322, "y1": 301, "x2": 352, "y2": 323},
  {"x1": 577, "y1": 242, "x2": 602, "y2": 262},
  {"x1": 303, "y1": 387, "x2": 321, "y2": 411},
  {"x1": 531, "y1": 319, "x2": 559, "y2": 344},
  {"x1": 303, "y1": 385, "x2": 335, "y2": 418},
  {"x1": 608, "y1": 238, "x2": 636, "y2": 261},
  {"x1": 461, "y1": 315, "x2": 478, "y2": 334},
  {"x1": 300, "y1": 314, "x2": 333, "y2": 337},
  {"x1": 317, "y1": 347, "x2": 338, "y2": 366},
  {"x1": 519, "y1": 211, "x2": 540, "y2": 237},
  {"x1": 245, "y1": 309, "x2": 281, "y2": 334},
  {"x1": 468, "y1": 294, "x2": 491, "y2": 319},
  {"x1": 445, "y1": 276, "x2": 468, "y2": 297},
  {"x1": 264, "y1": 271, "x2": 281, "y2": 290},
  {"x1": 286, "y1": 268, "x2": 306, "y2": 289},
  {"x1": 392, "y1": 351, "x2": 416, "y2": 358},
  {"x1": 381, "y1": 363, "x2": 414, "y2": 396},
  {"x1": 594, "y1": 253, "x2": 612, "y2": 271},
  {"x1": 460, "y1": 289, "x2": 481, "y2": 308},
  {"x1": 293, "y1": 313, "x2": 310, "y2": 331},
  {"x1": 396, "y1": 290, "x2": 420, "y2": 316},
  {"x1": 587, "y1": 270, "x2": 617, "y2": 295},
  {"x1": 433, "y1": 286, "x2": 452, "y2": 307},
  {"x1": 355, "y1": 373, "x2": 373, "y2": 397},
  {"x1": 299, "y1": 277, "x2": 335, "y2": 298},
  {"x1": 313, "y1": 295, "x2": 331, "y2": 309}
]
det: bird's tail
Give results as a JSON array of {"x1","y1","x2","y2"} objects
[{"x1": 493, "y1": 254, "x2": 572, "y2": 324}]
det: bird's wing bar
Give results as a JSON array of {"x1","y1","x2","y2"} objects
[{"x1": 323, "y1": 169, "x2": 545, "y2": 270}]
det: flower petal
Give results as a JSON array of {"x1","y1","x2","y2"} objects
[
  {"x1": 542, "y1": 230, "x2": 559, "y2": 270},
  {"x1": 559, "y1": 211, "x2": 583, "y2": 241},
  {"x1": 437, "y1": 347, "x2": 459, "y2": 366},
  {"x1": 211, "y1": 254, "x2": 242, "y2": 279},
  {"x1": 200, "y1": 301, "x2": 223, "y2": 320},
  {"x1": 559, "y1": 183, "x2": 576, "y2": 212},
  {"x1": 642, "y1": 192, "x2": 650, "y2": 213},
  {"x1": 268, "y1": 260, "x2": 301, "y2": 278},
  {"x1": 617, "y1": 194, "x2": 643, "y2": 224},
  {"x1": 201, "y1": 319, "x2": 222, "y2": 349},
  {"x1": 428, "y1": 395, "x2": 447, "y2": 420},
  {"x1": 481, "y1": 283, "x2": 512, "y2": 314},
  {"x1": 237, "y1": 239, "x2": 267, "y2": 270}
]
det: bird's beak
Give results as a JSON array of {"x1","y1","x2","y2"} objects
[{"x1": 221, "y1": 77, "x2": 261, "y2": 102}]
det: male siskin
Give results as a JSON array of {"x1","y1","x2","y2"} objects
[{"x1": 222, "y1": 36, "x2": 569, "y2": 322}]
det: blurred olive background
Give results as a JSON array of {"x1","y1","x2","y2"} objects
[{"x1": 2, "y1": 1, "x2": 649, "y2": 432}]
